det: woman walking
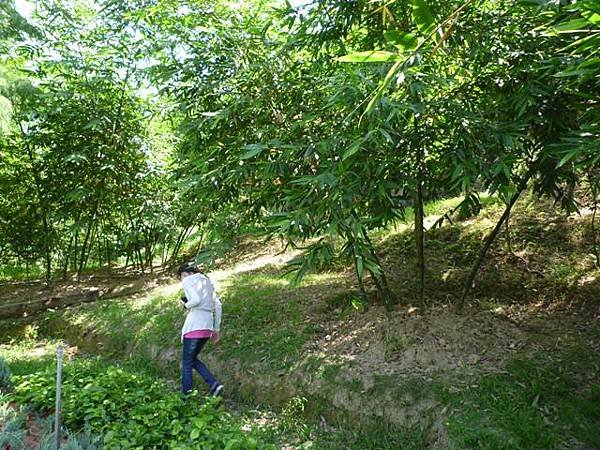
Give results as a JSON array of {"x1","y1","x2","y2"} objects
[{"x1": 178, "y1": 262, "x2": 223, "y2": 397}]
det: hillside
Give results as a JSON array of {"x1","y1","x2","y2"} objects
[{"x1": 1, "y1": 196, "x2": 599, "y2": 449}]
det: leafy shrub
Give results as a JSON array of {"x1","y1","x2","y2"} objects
[
  {"x1": 0, "y1": 400, "x2": 25, "y2": 450},
  {"x1": 0, "y1": 355, "x2": 12, "y2": 393},
  {"x1": 11, "y1": 359, "x2": 263, "y2": 449}
]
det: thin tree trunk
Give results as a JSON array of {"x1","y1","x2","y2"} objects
[
  {"x1": 591, "y1": 183, "x2": 599, "y2": 268},
  {"x1": 170, "y1": 225, "x2": 193, "y2": 263},
  {"x1": 458, "y1": 185, "x2": 527, "y2": 312},
  {"x1": 19, "y1": 122, "x2": 52, "y2": 286},
  {"x1": 161, "y1": 235, "x2": 169, "y2": 266},
  {"x1": 136, "y1": 246, "x2": 145, "y2": 273},
  {"x1": 106, "y1": 238, "x2": 111, "y2": 271},
  {"x1": 505, "y1": 210, "x2": 513, "y2": 255},
  {"x1": 77, "y1": 221, "x2": 93, "y2": 278},
  {"x1": 83, "y1": 222, "x2": 98, "y2": 270},
  {"x1": 170, "y1": 228, "x2": 186, "y2": 263},
  {"x1": 72, "y1": 229, "x2": 79, "y2": 272},
  {"x1": 354, "y1": 251, "x2": 368, "y2": 307},
  {"x1": 415, "y1": 151, "x2": 425, "y2": 308},
  {"x1": 361, "y1": 224, "x2": 395, "y2": 310},
  {"x1": 42, "y1": 215, "x2": 52, "y2": 284},
  {"x1": 62, "y1": 233, "x2": 74, "y2": 280},
  {"x1": 97, "y1": 235, "x2": 102, "y2": 269}
]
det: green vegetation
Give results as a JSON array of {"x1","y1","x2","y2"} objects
[
  {"x1": 1, "y1": 197, "x2": 598, "y2": 448},
  {"x1": 440, "y1": 351, "x2": 600, "y2": 450},
  {"x1": 1, "y1": 0, "x2": 598, "y2": 305},
  {"x1": 5, "y1": 355, "x2": 262, "y2": 449},
  {"x1": 1, "y1": 0, "x2": 599, "y2": 448}
]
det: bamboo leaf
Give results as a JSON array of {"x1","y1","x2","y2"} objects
[
  {"x1": 556, "y1": 150, "x2": 578, "y2": 168},
  {"x1": 356, "y1": 256, "x2": 364, "y2": 281},
  {"x1": 337, "y1": 51, "x2": 403, "y2": 63},
  {"x1": 384, "y1": 31, "x2": 419, "y2": 50},
  {"x1": 412, "y1": 0, "x2": 436, "y2": 36},
  {"x1": 342, "y1": 138, "x2": 363, "y2": 160},
  {"x1": 553, "y1": 18, "x2": 591, "y2": 33},
  {"x1": 364, "y1": 60, "x2": 404, "y2": 115},
  {"x1": 240, "y1": 143, "x2": 267, "y2": 160}
]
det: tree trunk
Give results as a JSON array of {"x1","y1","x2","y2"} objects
[
  {"x1": 354, "y1": 251, "x2": 368, "y2": 307},
  {"x1": 0, "y1": 279, "x2": 147, "y2": 320},
  {"x1": 19, "y1": 122, "x2": 52, "y2": 286},
  {"x1": 415, "y1": 149, "x2": 425, "y2": 308},
  {"x1": 361, "y1": 224, "x2": 395, "y2": 310},
  {"x1": 170, "y1": 225, "x2": 193, "y2": 263},
  {"x1": 72, "y1": 229, "x2": 79, "y2": 272},
  {"x1": 458, "y1": 185, "x2": 527, "y2": 312},
  {"x1": 77, "y1": 221, "x2": 94, "y2": 278},
  {"x1": 136, "y1": 246, "x2": 145, "y2": 273},
  {"x1": 106, "y1": 238, "x2": 112, "y2": 271},
  {"x1": 591, "y1": 183, "x2": 599, "y2": 268},
  {"x1": 62, "y1": 233, "x2": 74, "y2": 280},
  {"x1": 505, "y1": 210, "x2": 513, "y2": 255}
]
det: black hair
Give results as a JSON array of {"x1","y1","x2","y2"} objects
[{"x1": 177, "y1": 262, "x2": 199, "y2": 276}]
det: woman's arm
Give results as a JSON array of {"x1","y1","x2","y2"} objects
[
  {"x1": 213, "y1": 292, "x2": 222, "y2": 332},
  {"x1": 181, "y1": 276, "x2": 203, "y2": 309}
]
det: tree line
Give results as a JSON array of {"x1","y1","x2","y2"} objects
[{"x1": 0, "y1": 0, "x2": 598, "y2": 309}]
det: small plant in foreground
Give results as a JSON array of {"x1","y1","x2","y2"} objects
[
  {"x1": 0, "y1": 356, "x2": 12, "y2": 393},
  {"x1": 0, "y1": 400, "x2": 25, "y2": 450}
]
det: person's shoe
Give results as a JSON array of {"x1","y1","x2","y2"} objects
[{"x1": 210, "y1": 383, "x2": 224, "y2": 397}]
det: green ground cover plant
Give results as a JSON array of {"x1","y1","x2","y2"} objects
[{"x1": 9, "y1": 357, "x2": 264, "y2": 450}]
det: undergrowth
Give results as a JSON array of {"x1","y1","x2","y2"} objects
[{"x1": 8, "y1": 356, "x2": 264, "y2": 450}]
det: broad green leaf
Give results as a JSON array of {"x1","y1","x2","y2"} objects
[
  {"x1": 63, "y1": 153, "x2": 88, "y2": 163},
  {"x1": 337, "y1": 51, "x2": 403, "y2": 63},
  {"x1": 364, "y1": 60, "x2": 404, "y2": 115},
  {"x1": 356, "y1": 256, "x2": 364, "y2": 281},
  {"x1": 83, "y1": 118, "x2": 104, "y2": 130},
  {"x1": 342, "y1": 138, "x2": 363, "y2": 160},
  {"x1": 553, "y1": 18, "x2": 591, "y2": 33},
  {"x1": 240, "y1": 143, "x2": 267, "y2": 159},
  {"x1": 560, "y1": 33, "x2": 600, "y2": 53},
  {"x1": 554, "y1": 58, "x2": 600, "y2": 77},
  {"x1": 384, "y1": 31, "x2": 419, "y2": 50},
  {"x1": 412, "y1": 0, "x2": 436, "y2": 36}
]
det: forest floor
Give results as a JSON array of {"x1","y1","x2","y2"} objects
[{"x1": 1, "y1": 195, "x2": 599, "y2": 449}]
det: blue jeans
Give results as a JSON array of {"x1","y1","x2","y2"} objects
[{"x1": 182, "y1": 338, "x2": 218, "y2": 394}]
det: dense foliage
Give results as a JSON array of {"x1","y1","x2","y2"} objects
[
  {"x1": 10, "y1": 359, "x2": 261, "y2": 449},
  {"x1": 0, "y1": 0, "x2": 598, "y2": 305}
]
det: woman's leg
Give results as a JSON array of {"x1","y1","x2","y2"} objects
[
  {"x1": 182, "y1": 338, "x2": 201, "y2": 394},
  {"x1": 190, "y1": 338, "x2": 219, "y2": 389}
]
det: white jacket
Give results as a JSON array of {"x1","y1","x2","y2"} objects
[{"x1": 180, "y1": 273, "x2": 222, "y2": 340}]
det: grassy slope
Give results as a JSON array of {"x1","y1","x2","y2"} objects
[{"x1": 1, "y1": 195, "x2": 599, "y2": 449}]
